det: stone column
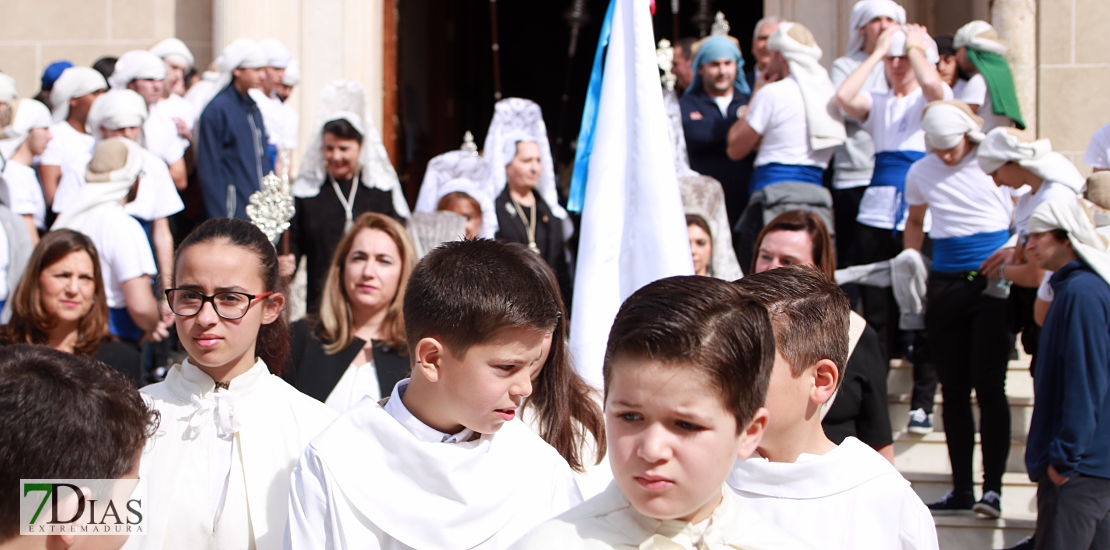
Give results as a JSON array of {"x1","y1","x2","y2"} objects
[{"x1": 991, "y1": 0, "x2": 1037, "y2": 136}]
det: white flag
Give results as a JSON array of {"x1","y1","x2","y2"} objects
[{"x1": 569, "y1": 0, "x2": 694, "y2": 389}]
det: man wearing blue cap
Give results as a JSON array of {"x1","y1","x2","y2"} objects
[
  {"x1": 33, "y1": 61, "x2": 72, "y2": 111},
  {"x1": 680, "y1": 33, "x2": 753, "y2": 225}
]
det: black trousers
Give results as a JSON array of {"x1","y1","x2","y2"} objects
[
  {"x1": 1035, "y1": 475, "x2": 1110, "y2": 550},
  {"x1": 833, "y1": 186, "x2": 866, "y2": 269},
  {"x1": 927, "y1": 273, "x2": 1013, "y2": 495}
]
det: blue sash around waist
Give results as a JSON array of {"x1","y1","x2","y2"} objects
[
  {"x1": 870, "y1": 150, "x2": 926, "y2": 230},
  {"x1": 109, "y1": 307, "x2": 144, "y2": 342},
  {"x1": 750, "y1": 163, "x2": 824, "y2": 195},
  {"x1": 932, "y1": 230, "x2": 1011, "y2": 273}
]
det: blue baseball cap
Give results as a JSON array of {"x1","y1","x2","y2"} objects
[{"x1": 41, "y1": 60, "x2": 73, "y2": 90}]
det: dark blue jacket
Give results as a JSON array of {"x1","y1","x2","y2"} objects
[
  {"x1": 1026, "y1": 260, "x2": 1110, "y2": 481},
  {"x1": 196, "y1": 83, "x2": 273, "y2": 220},
  {"x1": 679, "y1": 86, "x2": 753, "y2": 224}
]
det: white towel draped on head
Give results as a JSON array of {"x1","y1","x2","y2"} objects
[
  {"x1": 150, "y1": 38, "x2": 195, "y2": 70},
  {"x1": 258, "y1": 38, "x2": 291, "y2": 69},
  {"x1": 921, "y1": 100, "x2": 985, "y2": 151},
  {"x1": 0, "y1": 74, "x2": 16, "y2": 104},
  {"x1": 109, "y1": 50, "x2": 167, "y2": 89},
  {"x1": 953, "y1": 20, "x2": 1007, "y2": 56},
  {"x1": 282, "y1": 60, "x2": 301, "y2": 87},
  {"x1": 49, "y1": 67, "x2": 108, "y2": 123},
  {"x1": 889, "y1": 30, "x2": 940, "y2": 63},
  {"x1": 86, "y1": 89, "x2": 148, "y2": 139},
  {"x1": 0, "y1": 98, "x2": 51, "y2": 161},
  {"x1": 1028, "y1": 198, "x2": 1110, "y2": 287},
  {"x1": 52, "y1": 138, "x2": 144, "y2": 231},
  {"x1": 767, "y1": 22, "x2": 846, "y2": 151},
  {"x1": 978, "y1": 127, "x2": 1086, "y2": 193},
  {"x1": 846, "y1": 0, "x2": 907, "y2": 56},
  {"x1": 222, "y1": 38, "x2": 268, "y2": 71}
]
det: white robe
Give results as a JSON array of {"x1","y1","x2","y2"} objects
[
  {"x1": 727, "y1": 437, "x2": 938, "y2": 550},
  {"x1": 130, "y1": 359, "x2": 337, "y2": 550},
  {"x1": 509, "y1": 483, "x2": 813, "y2": 550},
  {"x1": 285, "y1": 388, "x2": 583, "y2": 549}
]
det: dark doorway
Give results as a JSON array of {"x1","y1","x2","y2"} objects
[{"x1": 394, "y1": 0, "x2": 763, "y2": 207}]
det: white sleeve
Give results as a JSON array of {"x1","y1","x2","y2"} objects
[
  {"x1": 958, "y1": 74, "x2": 988, "y2": 106},
  {"x1": 1037, "y1": 271, "x2": 1055, "y2": 302},
  {"x1": 746, "y1": 87, "x2": 776, "y2": 136},
  {"x1": 39, "y1": 136, "x2": 65, "y2": 166},
  {"x1": 904, "y1": 165, "x2": 928, "y2": 206},
  {"x1": 125, "y1": 153, "x2": 184, "y2": 220},
  {"x1": 1083, "y1": 123, "x2": 1110, "y2": 170},
  {"x1": 899, "y1": 486, "x2": 940, "y2": 550},
  {"x1": 941, "y1": 82, "x2": 954, "y2": 101},
  {"x1": 285, "y1": 449, "x2": 363, "y2": 550},
  {"x1": 106, "y1": 217, "x2": 157, "y2": 286},
  {"x1": 858, "y1": 91, "x2": 878, "y2": 134},
  {"x1": 830, "y1": 57, "x2": 853, "y2": 88}
]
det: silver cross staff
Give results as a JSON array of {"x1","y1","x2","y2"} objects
[{"x1": 247, "y1": 160, "x2": 296, "y2": 246}]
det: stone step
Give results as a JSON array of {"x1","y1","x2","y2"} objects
[
  {"x1": 887, "y1": 362, "x2": 1035, "y2": 400},
  {"x1": 894, "y1": 433, "x2": 1028, "y2": 475},
  {"x1": 889, "y1": 394, "x2": 1034, "y2": 442},
  {"x1": 904, "y1": 471, "x2": 1037, "y2": 520},
  {"x1": 933, "y1": 515, "x2": 1034, "y2": 550}
]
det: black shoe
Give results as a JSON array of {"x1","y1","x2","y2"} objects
[
  {"x1": 927, "y1": 490, "x2": 974, "y2": 514},
  {"x1": 973, "y1": 490, "x2": 1002, "y2": 518},
  {"x1": 1000, "y1": 535, "x2": 1034, "y2": 550}
]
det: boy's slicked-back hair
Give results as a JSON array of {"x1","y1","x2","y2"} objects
[
  {"x1": 733, "y1": 265, "x2": 850, "y2": 380},
  {"x1": 602, "y1": 276, "x2": 776, "y2": 430},
  {"x1": 403, "y1": 239, "x2": 559, "y2": 358}
]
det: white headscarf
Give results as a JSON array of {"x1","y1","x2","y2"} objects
[
  {"x1": 0, "y1": 74, "x2": 16, "y2": 104},
  {"x1": 953, "y1": 20, "x2": 1008, "y2": 56},
  {"x1": 49, "y1": 67, "x2": 108, "y2": 124},
  {"x1": 222, "y1": 38, "x2": 269, "y2": 71},
  {"x1": 109, "y1": 50, "x2": 167, "y2": 90},
  {"x1": 150, "y1": 38, "x2": 195, "y2": 70},
  {"x1": 415, "y1": 150, "x2": 496, "y2": 238},
  {"x1": 846, "y1": 0, "x2": 907, "y2": 57},
  {"x1": 888, "y1": 30, "x2": 940, "y2": 63},
  {"x1": 282, "y1": 60, "x2": 301, "y2": 87},
  {"x1": 86, "y1": 89, "x2": 148, "y2": 139},
  {"x1": 258, "y1": 38, "x2": 292, "y2": 69},
  {"x1": 51, "y1": 137, "x2": 144, "y2": 231},
  {"x1": 977, "y1": 128, "x2": 1086, "y2": 193},
  {"x1": 1028, "y1": 198, "x2": 1110, "y2": 287},
  {"x1": 293, "y1": 80, "x2": 409, "y2": 216},
  {"x1": 482, "y1": 97, "x2": 566, "y2": 220},
  {"x1": 921, "y1": 100, "x2": 985, "y2": 151},
  {"x1": 0, "y1": 99, "x2": 52, "y2": 162},
  {"x1": 767, "y1": 23, "x2": 846, "y2": 151}
]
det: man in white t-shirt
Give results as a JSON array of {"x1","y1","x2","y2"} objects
[
  {"x1": 110, "y1": 50, "x2": 188, "y2": 191},
  {"x1": 0, "y1": 99, "x2": 53, "y2": 242},
  {"x1": 1084, "y1": 121, "x2": 1110, "y2": 172},
  {"x1": 150, "y1": 38, "x2": 199, "y2": 161},
  {"x1": 250, "y1": 38, "x2": 295, "y2": 174},
  {"x1": 39, "y1": 67, "x2": 107, "y2": 212},
  {"x1": 953, "y1": 21, "x2": 1024, "y2": 133},
  {"x1": 726, "y1": 22, "x2": 845, "y2": 271}
]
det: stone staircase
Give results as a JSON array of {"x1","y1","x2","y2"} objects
[{"x1": 888, "y1": 354, "x2": 1037, "y2": 549}]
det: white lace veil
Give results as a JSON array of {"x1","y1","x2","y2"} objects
[
  {"x1": 481, "y1": 98, "x2": 566, "y2": 221},
  {"x1": 415, "y1": 149, "x2": 496, "y2": 238},
  {"x1": 293, "y1": 79, "x2": 409, "y2": 217},
  {"x1": 679, "y1": 175, "x2": 744, "y2": 280}
]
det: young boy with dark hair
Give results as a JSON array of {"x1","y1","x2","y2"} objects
[
  {"x1": 286, "y1": 239, "x2": 582, "y2": 549},
  {"x1": 512, "y1": 276, "x2": 809, "y2": 549},
  {"x1": 729, "y1": 265, "x2": 937, "y2": 549},
  {"x1": 0, "y1": 344, "x2": 159, "y2": 550}
]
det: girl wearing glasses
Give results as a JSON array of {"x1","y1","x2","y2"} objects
[{"x1": 135, "y1": 218, "x2": 337, "y2": 550}]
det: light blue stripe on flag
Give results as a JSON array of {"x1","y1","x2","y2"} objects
[{"x1": 567, "y1": 0, "x2": 616, "y2": 213}]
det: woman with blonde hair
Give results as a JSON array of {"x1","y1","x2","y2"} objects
[{"x1": 286, "y1": 212, "x2": 417, "y2": 412}]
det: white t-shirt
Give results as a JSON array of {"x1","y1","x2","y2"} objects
[
  {"x1": 0, "y1": 162, "x2": 47, "y2": 229},
  {"x1": 40, "y1": 121, "x2": 95, "y2": 214},
  {"x1": 123, "y1": 149, "x2": 184, "y2": 221},
  {"x1": 142, "y1": 107, "x2": 186, "y2": 165},
  {"x1": 747, "y1": 76, "x2": 835, "y2": 169},
  {"x1": 280, "y1": 101, "x2": 300, "y2": 152},
  {"x1": 959, "y1": 74, "x2": 1012, "y2": 134},
  {"x1": 80, "y1": 206, "x2": 157, "y2": 308},
  {"x1": 324, "y1": 360, "x2": 382, "y2": 413},
  {"x1": 249, "y1": 89, "x2": 289, "y2": 149},
  {"x1": 1084, "y1": 121, "x2": 1110, "y2": 170},
  {"x1": 712, "y1": 91, "x2": 733, "y2": 118},
  {"x1": 904, "y1": 148, "x2": 1012, "y2": 239},
  {"x1": 856, "y1": 85, "x2": 952, "y2": 231},
  {"x1": 1012, "y1": 180, "x2": 1079, "y2": 244},
  {"x1": 150, "y1": 94, "x2": 197, "y2": 152}
]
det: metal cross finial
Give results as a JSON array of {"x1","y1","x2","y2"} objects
[
  {"x1": 711, "y1": 11, "x2": 730, "y2": 36},
  {"x1": 460, "y1": 131, "x2": 479, "y2": 155},
  {"x1": 247, "y1": 171, "x2": 295, "y2": 246},
  {"x1": 657, "y1": 39, "x2": 677, "y2": 91}
]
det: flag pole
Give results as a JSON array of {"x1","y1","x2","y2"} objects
[{"x1": 490, "y1": 0, "x2": 502, "y2": 100}]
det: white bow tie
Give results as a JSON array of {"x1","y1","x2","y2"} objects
[{"x1": 183, "y1": 393, "x2": 241, "y2": 440}]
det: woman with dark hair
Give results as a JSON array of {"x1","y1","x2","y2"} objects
[
  {"x1": 506, "y1": 243, "x2": 608, "y2": 497},
  {"x1": 686, "y1": 214, "x2": 714, "y2": 277},
  {"x1": 752, "y1": 209, "x2": 895, "y2": 464},
  {"x1": 286, "y1": 212, "x2": 416, "y2": 412},
  {"x1": 286, "y1": 80, "x2": 409, "y2": 315},
  {"x1": 136, "y1": 218, "x2": 337, "y2": 550},
  {"x1": 2, "y1": 229, "x2": 141, "y2": 383}
]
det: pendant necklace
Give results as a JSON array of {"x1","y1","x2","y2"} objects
[
  {"x1": 509, "y1": 192, "x2": 540, "y2": 254},
  {"x1": 331, "y1": 169, "x2": 361, "y2": 233}
]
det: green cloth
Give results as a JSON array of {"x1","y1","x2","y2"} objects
[{"x1": 966, "y1": 48, "x2": 1025, "y2": 130}]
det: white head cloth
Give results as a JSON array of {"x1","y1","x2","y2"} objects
[
  {"x1": 109, "y1": 50, "x2": 167, "y2": 90},
  {"x1": 978, "y1": 127, "x2": 1086, "y2": 193},
  {"x1": 482, "y1": 97, "x2": 566, "y2": 220},
  {"x1": 1028, "y1": 198, "x2": 1110, "y2": 287},
  {"x1": 222, "y1": 38, "x2": 268, "y2": 71},
  {"x1": 889, "y1": 30, "x2": 940, "y2": 63},
  {"x1": 0, "y1": 99, "x2": 52, "y2": 161},
  {"x1": 0, "y1": 74, "x2": 16, "y2": 104},
  {"x1": 282, "y1": 59, "x2": 301, "y2": 87},
  {"x1": 258, "y1": 38, "x2": 291, "y2": 69},
  {"x1": 293, "y1": 79, "x2": 409, "y2": 216},
  {"x1": 150, "y1": 38, "x2": 195, "y2": 70},
  {"x1": 846, "y1": 0, "x2": 907, "y2": 56},
  {"x1": 49, "y1": 67, "x2": 108, "y2": 124},
  {"x1": 767, "y1": 23, "x2": 847, "y2": 151},
  {"x1": 52, "y1": 137, "x2": 144, "y2": 231},
  {"x1": 921, "y1": 100, "x2": 985, "y2": 151},
  {"x1": 86, "y1": 89, "x2": 148, "y2": 139},
  {"x1": 415, "y1": 150, "x2": 496, "y2": 238},
  {"x1": 953, "y1": 20, "x2": 1008, "y2": 56}
]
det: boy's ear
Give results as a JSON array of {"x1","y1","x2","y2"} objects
[
  {"x1": 737, "y1": 407, "x2": 769, "y2": 459},
  {"x1": 260, "y1": 292, "x2": 286, "y2": 325},
  {"x1": 413, "y1": 337, "x2": 446, "y2": 383},
  {"x1": 809, "y1": 358, "x2": 839, "y2": 406}
]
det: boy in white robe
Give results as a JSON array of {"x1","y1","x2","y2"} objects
[
  {"x1": 512, "y1": 276, "x2": 810, "y2": 550},
  {"x1": 730, "y1": 266, "x2": 938, "y2": 549},
  {"x1": 286, "y1": 239, "x2": 582, "y2": 550}
]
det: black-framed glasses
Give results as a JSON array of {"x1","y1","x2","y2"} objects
[{"x1": 164, "y1": 289, "x2": 273, "y2": 320}]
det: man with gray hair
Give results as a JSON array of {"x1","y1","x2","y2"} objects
[{"x1": 745, "y1": 15, "x2": 783, "y2": 91}]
